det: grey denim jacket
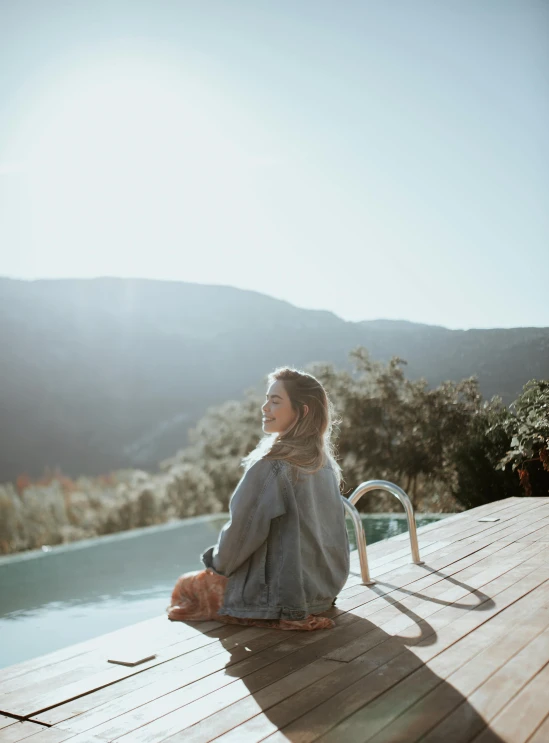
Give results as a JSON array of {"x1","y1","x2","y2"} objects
[{"x1": 201, "y1": 457, "x2": 350, "y2": 620}]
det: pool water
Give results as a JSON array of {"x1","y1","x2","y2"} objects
[
  {"x1": 345, "y1": 513, "x2": 447, "y2": 551},
  {"x1": 0, "y1": 512, "x2": 449, "y2": 669}
]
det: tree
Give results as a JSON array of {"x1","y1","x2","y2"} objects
[
  {"x1": 498, "y1": 380, "x2": 549, "y2": 497},
  {"x1": 312, "y1": 348, "x2": 481, "y2": 507},
  {"x1": 159, "y1": 387, "x2": 264, "y2": 511},
  {"x1": 450, "y1": 398, "x2": 521, "y2": 509},
  {"x1": 159, "y1": 350, "x2": 547, "y2": 516}
]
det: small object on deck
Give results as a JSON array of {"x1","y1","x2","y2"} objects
[
  {"x1": 107, "y1": 653, "x2": 156, "y2": 667},
  {"x1": 478, "y1": 517, "x2": 500, "y2": 522}
]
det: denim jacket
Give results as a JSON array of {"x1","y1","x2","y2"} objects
[{"x1": 201, "y1": 457, "x2": 350, "y2": 620}]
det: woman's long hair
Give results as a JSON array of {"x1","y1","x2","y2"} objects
[{"x1": 241, "y1": 367, "x2": 343, "y2": 489}]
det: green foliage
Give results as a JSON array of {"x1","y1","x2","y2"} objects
[
  {"x1": 161, "y1": 348, "x2": 548, "y2": 515},
  {"x1": 164, "y1": 463, "x2": 223, "y2": 519},
  {"x1": 311, "y1": 348, "x2": 481, "y2": 508},
  {"x1": 159, "y1": 389, "x2": 264, "y2": 511},
  {"x1": 450, "y1": 399, "x2": 522, "y2": 509},
  {"x1": 497, "y1": 380, "x2": 549, "y2": 497}
]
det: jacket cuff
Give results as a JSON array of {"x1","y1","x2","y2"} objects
[{"x1": 201, "y1": 546, "x2": 225, "y2": 576}]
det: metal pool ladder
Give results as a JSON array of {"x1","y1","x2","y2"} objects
[{"x1": 341, "y1": 480, "x2": 424, "y2": 585}]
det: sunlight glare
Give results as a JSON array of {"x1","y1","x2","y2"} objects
[{"x1": 13, "y1": 54, "x2": 264, "y2": 255}]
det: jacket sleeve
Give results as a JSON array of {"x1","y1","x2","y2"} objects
[{"x1": 201, "y1": 459, "x2": 287, "y2": 577}]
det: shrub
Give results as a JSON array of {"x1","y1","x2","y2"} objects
[{"x1": 498, "y1": 380, "x2": 549, "y2": 497}]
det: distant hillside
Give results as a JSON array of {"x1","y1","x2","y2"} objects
[{"x1": 1, "y1": 276, "x2": 548, "y2": 483}]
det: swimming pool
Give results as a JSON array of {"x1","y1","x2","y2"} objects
[{"x1": 0, "y1": 512, "x2": 449, "y2": 669}]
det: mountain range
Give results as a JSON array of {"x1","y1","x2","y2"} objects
[{"x1": 1, "y1": 276, "x2": 547, "y2": 483}]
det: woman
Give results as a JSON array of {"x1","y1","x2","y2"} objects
[{"x1": 167, "y1": 367, "x2": 350, "y2": 631}]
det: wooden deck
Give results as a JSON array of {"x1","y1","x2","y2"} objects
[{"x1": 1, "y1": 496, "x2": 549, "y2": 743}]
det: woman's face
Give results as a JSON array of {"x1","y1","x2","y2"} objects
[{"x1": 261, "y1": 380, "x2": 299, "y2": 435}]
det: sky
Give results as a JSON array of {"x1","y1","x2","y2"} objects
[{"x1": 0, "y1": 0, "x2": 547, "y2": 330}]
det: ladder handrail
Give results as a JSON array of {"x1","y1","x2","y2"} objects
[
  {"x1": 341, "y1": 497, "x2": 373, "y2": 584},
  {"x1": 342, "y1": 479, "x2": 423, "y2": 585}
]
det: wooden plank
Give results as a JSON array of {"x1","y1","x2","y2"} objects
[
  {"x1": 348, "y1": 589, "x2": 549, "y2": 742},
  {"x1": 284, "y1": 568, "x2": 549, "y2": 739},
  {"x1": 417, "y1": 612, "x2": 549, "y2": 743},
  {"x1": 258, "y1": 594, "x2": 546, "y2": 743},
  {"x1": 352, "y1": 497, "x2": 520, "y2": 554},
  {"x1": 0, "y1": 731, "x2": 105, "y2": 743},
  {"x1": 366, "y1": 498, "x2": 542, "y2": 559},
  {"x1": 6, "y1": 622, "x2": 372, "y2": 743},
  {"x1": 362, "y1": 498, "x2": 549, "y2": 573},
  {"x1": 387, "y1": 498, "x2": 526, "y2": 545},
  {"x1": 0, "y1": 616, "x2": 223, "y2": 688},
  {"x1": 336, "y1": 538, "x2": 536, "y2": 618},
  {"x1": 323, "y1": 543, "x2": 539, "y2": 662},
  {"x1": 0, "y1": 719, "x2": 18, "y2": 732},
  {"x1": 342, "y1": 539, "x2": 498, "y2": 603},
  {"x1": 0, "y1": 721, "x2": 50, "y2": 742},
  {"x1": 33, "y1": 611, "x2": 346, "y2": 727},
  {"x1": 31, "y1": 524, "x2": 548, "y2": 740},
  {"x1": 474, "y1": 513, "x2": 549, "y2": 545},
  {"x1": 390, "y1": 502, "x2": 549, "y2": 576},
  {"x1": 39, "y1": 614, "x2": 372, "y2": 740},
  {"x1": 43, "y1": 596, "x2": 404, "y2": 740},
  {"x1": 337, "y1": 499, "x2": 549, "y2": 606},
  {"x1": 436, "y1": 503, "x2": 549, "y2": 552},
  {"x1": 34, "y1": 624, "x2": 303, "y2": 734},
  {"x1": 470, "y1": 661, "x2": 549, "y2": 743},
  {"x1": 2, "y1": 623, "x2": 248, "y2": 698},
  {"x1": 32, "y1": 536, "x2": 524, "y2": 723},
  {"x1": 0, "y1": 623, "x2": 284, "y2": 719},
  {"x1": 76, "y1": 550, "x2": 549, "y2": 742},
  {"x1": 41, "y1": 540, "x2": 540, "y2": 737},
  {"x1": 499, "y1": 514, "x2": 549, "y2": 540},
  {"x1": 34, "y1": 545, "x2": 510, "y2": 724},
  {"x1": 22, "y1": 520, "x2": 520, "y2": 724},
  {"x1": 30, "y1": 626, "x2": 269, "y2": 726},
  {"x1": 342, "y1": 538, "x2": 521, "y2": 609},
  {"x1": 419, "y1": 499, "x2": 548, "y2": 543},
  {"x1": 8, "y1": 506, "x2": 488, "y2": 714},
  {"x1": 0, "y1": 615, "x2": 166, "y2": 682},
  {"x1": 4, "y1": 498, "x2": 548, "y2": 742},
  {"x1": 340, "y1": 539, "x2": 534, "y2": 620},
  {"x1": 139, "y1": 500, "x2": 532, "y2": 743},
  {"x1": 247, "y1": 563, "x2": 549, "y2": 743},
  {"x1": 526, "y1": 713, "x2": 549, "y2": 743},
  {"x1": 20, "y1": 623, "x2": 245, "y2": 717},
  {"x1": 448, "y1": 623, "x2": 549, "y2": 738},
  {"x1": 446, "y1": 506, "x2": 549, "y2": 548},
  {"x1": 346, "y1": 538, "x2": 451, "y2": 577},
  {"x1": 11, "y1": 627, "x2": 316, "y2": 735},
  {"x1": 516, "y1": 523, "x2": 549, "y2": 543},
  {"x1": 342, "y1": 497, "x2": 545, "y2": 583}
]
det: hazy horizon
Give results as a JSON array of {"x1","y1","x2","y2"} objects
[
  {"x1": 4, "y1": 273, "x2": 548, "y2": 332},
  {"x1": 1, "y1": 1, "x2": 547, "y2": 330}
]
